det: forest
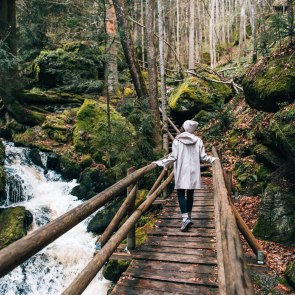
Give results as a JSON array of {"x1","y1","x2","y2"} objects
[{"x1": 0, "y1": 0, "x2": 294, "y2": 294}]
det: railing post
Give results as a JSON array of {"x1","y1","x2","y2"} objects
[
  {"x1": 223, "y1": 169, "x2": 232, "y2": 198},
  {"x1": 127, "y1": 167, "x2": 137, "y2": 250}
]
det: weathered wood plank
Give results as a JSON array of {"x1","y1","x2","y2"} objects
[
  {"x1": 146, "y1": 235, "x2": 216, "y2": 243},
  {"x1": 117, "y1": 277, "x2": 218, "y2": 294},
  {"x1": 149, "y1": 228, "x2": 215, "y2": 237},
  {"x1": 130, "y1": 252, "x2": 217, "y2": 265},
  {"x1": 131, "y1": 259, "x2": 218, "y2": 274},
  {"x1": 136, "y1": 245, "x2": 217, "y2": 257},
  {"x1": 157, "y1": 213, "x2": 214, "y2": 219},
  {"x1": 144, "y1": 240, "x2": 216, "y2": 249},
  {"x1": 163, "y1": 207, "x2": 214, "y2": 212},
  {"x1": 124, "y1": 268, "x2": 218, "y2": 287},
  {"x1": 155, "y1": 220, "x2": 215, "y2": 228},
  {"x1": 112, "y1": 285, "x2": 175, "y2": 295}
]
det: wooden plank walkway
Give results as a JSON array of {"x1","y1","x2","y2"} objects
[{"x1": 111, "y1": 182, "x2": 219, "y2": 294}]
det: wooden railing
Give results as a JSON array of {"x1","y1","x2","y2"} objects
[
  {"x1": 212, "y1": 147, "x2": 254, "y2": 295},
  {"x1": 0, "y1": 162, "x2": 159, "y2": 277}
]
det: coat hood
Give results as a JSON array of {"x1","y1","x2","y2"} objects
[{"x1": 176, "y1": 132, "x2": 198, "y2": 144}]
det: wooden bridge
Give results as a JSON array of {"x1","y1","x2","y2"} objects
[{"x1": 0, "y1": 117, "x2": 264, "y2": 295}]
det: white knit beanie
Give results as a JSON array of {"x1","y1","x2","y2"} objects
[{"x1": 183, "y1": 120, "x2": 199, "y2": 133}]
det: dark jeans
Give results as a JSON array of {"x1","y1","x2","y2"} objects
[{"x1": 177, "y1": 189, "x2": 194, "y2": 214}]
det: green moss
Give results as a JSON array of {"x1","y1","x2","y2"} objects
[
  {"x1": 234, "y1": 158, "x2": 271, "y2": 194},
  {"x1": 243, "y1": 54, "x2": 295, "y2": 112},
  {"x1": 79, "y1": 154, "x2": 93, "y2": 169},
  {"x1": 285, "y1": 261, "x2": 295, "y2": 288},
  {"x1": 135, "y1": 189, "x2": 149, "y2": 208},
  {"x1": 0, "y1": 207, "x2": 33, "y2": 249},
  {"x1": 253, "y1": 184, "x2": 295, "y2": 243},
  {"x1": 102, "y1": 259, "x2": 130, "y2": 282},
  {"x1": 269, "y1": 105, "x2": 295, "y2": 165},
  {"x1": 168, "y1": 76, "x2": 232, "y2": 116},
  {"x1": 134, "y1": 218, "x2": 156, "y2": 246},
  {"x1": 73, "y1": 99, "x2": 136, "y2": 175},
  {"x1": 253, "y1": 144, "x2": 282, "y2": 168}
]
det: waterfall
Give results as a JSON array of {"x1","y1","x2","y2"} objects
[{"x1": 0, "y1": 142, "x2": 110, "y2": 294}]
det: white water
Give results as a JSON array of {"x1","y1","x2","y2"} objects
[{"x1": 0, "y1": 142, "x2": 110, "y2": 294}]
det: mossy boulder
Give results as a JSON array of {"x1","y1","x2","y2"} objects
[
  {"x1": 253, "y1": 184, "x2": 295, "y2": 244},
  {"x1": 33, "y1": 41, "x2": 104, "y2": 93},
  {"x1": 285, "y1": 260, "x2": 295, "y2": 289},
  {"x1": 102, "y1": 259, "x2": 130, "y2": 282},
  {"x1": 242, "y1": 54, "x2": 295, "y2": 112},
  {"x1": 71, "y1": 167, "x2": 113, "y2": 200},
  {"x1": 87, "y1": 196, "x2": 123, "y2": 234},
  {"x1": 168, "y1": 76, "x2": 232, "y2": 118},
  {"x1": 233, "y1": 158, "x2": 272, "y2": 195},
  {"x1": 268, "y1": 105, "x2": 295, "y2": 165},
  {"x1": 253, "y1": 144, "x2": 282, "y2": 169},
  {"x1": 73, "y1": 99, "x2": 136, "y2": 170},
  {"x1": 0, "y1": 206, "x2": 33, "y2": 249}
]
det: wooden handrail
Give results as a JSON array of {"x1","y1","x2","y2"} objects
[
  {"x1": 212, "y1": 147, "x2": 254, "y2": 295},
  {"x1": 62, "y1": 172, "x2": 174, "y2": 295},
  {"x1": 0, "y1": 162, "x2": 157, "y2": 277}
]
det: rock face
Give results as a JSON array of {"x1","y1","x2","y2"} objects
[
  {"x1": 0, "y1": 206, "x2": 33, "y2": 249},
  {"x1": 168, "y1": 75, "x2": 232, "y2": 119},
  {"x1": 253, "y1": 184, "x2": 295, "y2": 244},
  {"x1": 242, "y1": 53, "x2": 295, "y2": 112}
]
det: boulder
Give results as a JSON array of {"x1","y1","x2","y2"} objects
[
  {"x1": 87, "y1": 196, "x2": 123, "y2": 234},
  {"x1": 253, "y1": 184, "x2": 295, "y2": 244},
  {"x1": 71, "y1": 167, "x2": 113, "y2": 200},
  {"x1": 73, "y1": 99, "x2": 136, "y2": 172},
  {"x1": 242, "y1": 54, "x2": 295, "y2": 112},
  {"x1": 102, "y1": 259, "x2": 130, "y2": 282},
  {"x1": 168, "y1": 76, "x2": 232, "y2": 119},
  {"x1": 33, "y1": 41, "x2": 104, "y2": 93},
  {"x1": 0, "y1": 206, "x2": 33, "y2": 249}
]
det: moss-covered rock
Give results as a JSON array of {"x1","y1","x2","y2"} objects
[
  {"x1": 234, "y1": 157, "x2": 272, "y2": 195},
  {"x1": 285, "y1": 260, "x2": 295, "y2": 289},
  {"x1": 0, "y1": 206, "x2": 33, "y2": 249},
  {"x1": 253, "y1": 144, "x2": 282, "y2": 169},
  {"x1": 242, "y1": 54, "x2": 295, "y2": 112},
  {"x1": 73, "y1": 99, "x2": 136, "y2": 172},
  {"x1": 102, "y1": 259, "x2": 130, "y2": 282},
  {"x1": 33, "y1": 41, "x2": 104, "y2": 93},
  {"x1": 168, "y1": 76, "x2": 232, "y2": 118},
  {"x1": 71, "y1": 167, "x2": 113, "y2": 200},
  {"x1": 253, "y1": 184, "x2": 295, "y2": 244},
  {"x1": 87, "y1": 196, "x2": 123, "y2": 234}
]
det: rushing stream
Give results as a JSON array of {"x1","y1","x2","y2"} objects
[{"x1": 0, "y1": 141, "x2": 110, "y2": 294}]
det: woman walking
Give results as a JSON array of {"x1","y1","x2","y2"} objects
[{"x1": 155, "y1": 120, "x2": 217, "y2": 231}]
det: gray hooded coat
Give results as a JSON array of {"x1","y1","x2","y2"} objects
[{"x1": 155, "y1": 121, "x2": 216, "y2": 189}]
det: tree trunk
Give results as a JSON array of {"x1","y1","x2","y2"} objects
[
  {"x1": 0, "y1": 0, "x2": 17, "y2": 55},
  {"x1": 105, "y1": 0, "x2": 119, "y2": 96},
  {"x1": 157, "y1": 0, "x2": 169, "y2": 153},
  {"x1": 250, "y1": 0, "x2": 257, "y2": 63},
  {"x1": 288, "y1": 0, "x2": 294, "y2": 45},
  {"x1": 113, "y1": 0, "x2": 148, "y2": 99},
  {"x1": 145, "y1": 0, "x2": 162, "y2": 148},
  {"x1": 188, "y1": 0, "x2": 195, "y2": 71}
]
